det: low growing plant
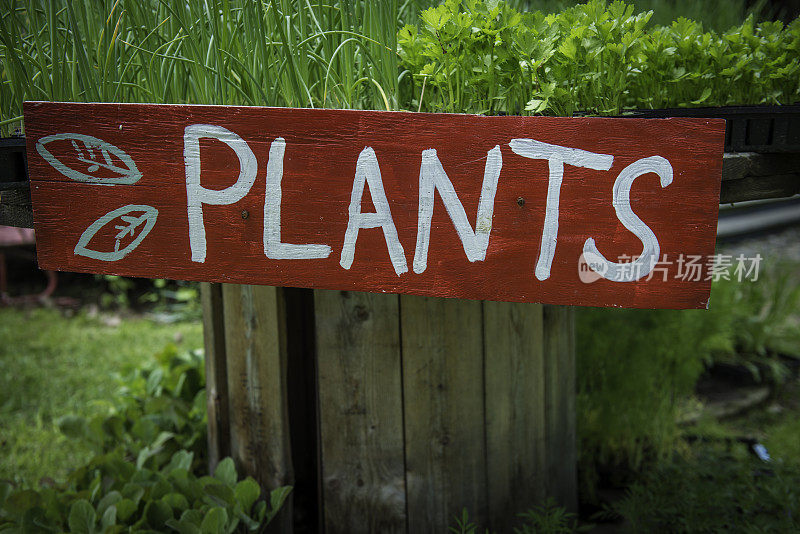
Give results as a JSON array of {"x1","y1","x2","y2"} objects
[
  {"x1": 613, "y1": 442, "x2": 800, "y2": 532},
  {"x1": 576, "y1": 289, "x2": 737, "y2": 498},
  {"x1": 0, "y1": 345, "x2": 291, "y2": 532},
  {"x1": 448, "y1": 500, "x2": 588, "y2": 533}
]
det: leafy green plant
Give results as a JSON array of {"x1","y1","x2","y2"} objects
[
  {"x1": 514, "y1": 499, "x2": 588, "y2": 533},
  {"x1": 398, "y1": 0, "x2": 800, "y2": 116},
  {"x1": 576, "y1": 259, "x2": 800, "y2": 499},
  {"x1": 449, "y1": 508, "x2": 487, "y2": 534},
  {"x1": 0, "y1": 308, "x2": 204, "y2": 486},
  {"x1": 0, "y1": 455, "x2": 290, "y2": 533},
  {"x1": 511, "y1": 0, "x2": 770, "y2": 33},
  {"x1": 97, "y1": 275, "x2": 136, "y2": 309},
  {"x1": 0, "y1": 345, "x2": 291, "y2": 532},
  {"x1": 447, "y1": 501, "x2": 588, "y2": 533},
  {"x1": 56, "y1": 345, "x2": 208, "y2": 470}
]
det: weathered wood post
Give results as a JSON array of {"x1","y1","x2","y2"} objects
[
  {"x1": 23, "y1": 102, "x2": 726, "y2": 533},
  {"x1": 203, "y1": 286, "x2": 575, "y2": 533}
]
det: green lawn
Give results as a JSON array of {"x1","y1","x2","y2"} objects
[{"x1": 0, "y1": 307, "x2": 203, "y2": 485}]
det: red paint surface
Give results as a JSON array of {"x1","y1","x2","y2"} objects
[{"x1": 24, "y1": 102, "x2": 724, "y2": 309}]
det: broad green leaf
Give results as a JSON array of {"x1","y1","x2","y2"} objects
[
  {"x1": 202, "y1": 482, "x2": 236, "y2": 508},
  {"x1": 234, "y1": 478, "x2": 261, "y2": 512},
  {"x1": 213, "y1": 458, "x2": 237, "y2": 487},
  {"x1": 267, "y1": 486, "x2": 293, "y2": 522},
  {"x1": 691, "y1": 87, "x2": 713, "y2": 104},
  {"x1": 67, "y1": 499, "x2": 97, "y2": 534},
  {"x1": 96, "y1": 491, "x2": 122, "y2": 518},
  {"x1": 200, "y1": 507, "x2": 228, "y2": 534},
  {"x1": 525, "y1": 98, "x2": 547, "y2": 113},
  {"x1": 115, "y1": 498, "x2": 138, "y2": 522},
  {"x1": 162, "y1": 492, "x2": 190, "y2": 512},
  {"x1": 144, "y1": 499, "x2": 174, "y2": 529},
  {"x1": 165, "y1": 518, "x2": 201, "y2": 534},
  {"x1": 101, "y1": 505, "x2": 117, "y2": 530}
]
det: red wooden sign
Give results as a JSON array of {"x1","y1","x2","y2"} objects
[{"x1": 24, "y1": 102, "x2": 724, "y2": 309}]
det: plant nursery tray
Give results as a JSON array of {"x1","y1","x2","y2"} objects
[
  {"x1": 620, "y1": 105, "x2": 800, "y2": 154},
  {"x1": 0, "y1": 136, "x2": 27, "y2": 188}
]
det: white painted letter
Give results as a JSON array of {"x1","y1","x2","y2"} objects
[
  {"x1": 185, "y1": 124, "x2": 257, "y2": 263},
  {"x1": 340, "y1": 147, "x2": 408, "y2": 275},
  {"x1": 583, "y1": 156, "x2": 673, "y2": 282},
  {"x1": 412, "y1": 146, "x2": 502, "y2": 274},
  {"x1": 509, "y1": 139, "x2": 614, "y2": 280},
  {"x1": 264, "y1": 138, "x2": 331, "y2": 260}
]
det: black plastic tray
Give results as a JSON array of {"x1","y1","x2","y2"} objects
[
  {"x1": 620, "y1": 104, "x2": 800, "y2": 153},
  {"x1": 0, "y1": 137, "x2": 27, "y2": 188}
]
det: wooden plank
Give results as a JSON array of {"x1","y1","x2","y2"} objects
[
  {"x1": 542, "y1": 305, "x2": 577, "y2": 512},
  {"x1": 720, "y1": 152, "x2": 800, "y2": 202},
  {"x1": 314, "y1": 289, "x2": 407, "y2": 534},
  {"x1": 200, "y1": 282, "x2": 229, "y2": 472},
  {"x1": 0, "y1": 189, "x2": 33, "y2": 228},
  {"x1": 401, "y1": 295, "x2": 487, "y2": 532},
  {"x1": 720, "y1": 174, "x2": 800, "y2": 203},
  {"x1": 483, "y1": 301, "x2": 546, "y2": 532},
  {"x1": 222, "y1": 284, "x2": 294, "y2": 533},
  {"x1": 24, "y1": 101, "x2": 726, "y2": 309},
  {"x1": 721, "y1": 152, "x2": 800, "y2": 181}
]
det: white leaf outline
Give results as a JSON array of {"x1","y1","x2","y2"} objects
[
  {"x1": 75, "y1": 205, "x2": 158, "y2": 261},
  {"x1": 36, "y1": 133, "x2": 142, "y2": 185}
]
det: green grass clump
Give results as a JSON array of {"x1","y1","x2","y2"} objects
[
  {"x1": 0, "y1": 0, "x2": 404, "y2": 136},
  {"x1": 613, "y1": 443, "x2": 800, "y2": 533},
  {"x1": 576, "y1": 258, "x2": 800, "y2": 498},
  {"x1": 0, "y1": 307, "x2": 202, "y2": 485},
  {"x1": 576, "y1": 301, "x2": 734, "y2": 495}
]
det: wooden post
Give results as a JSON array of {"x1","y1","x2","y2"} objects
[
  {"x1": 200, "y1": 282, "x2": 229, "y2": 472},
  {"x1": 315, "y1": 290, "x2": 406, "y2": 533},
  {"x1": 221, "y1": 284, "x2": 295, "y2": 533},
  {"x1": 483, "y1": 301, "x2": 548, "y2": 532},
  {"x1": 211, "y1": 288, "x2": 576, "y2": 532},
  {"x1": 401, "y1": 295, "x2": 488, "y2": 532}
]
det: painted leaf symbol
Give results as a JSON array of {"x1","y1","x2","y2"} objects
[
  {"x1": 75, "y1": 205, "x2": 158, "y2": 261},
  {"x1": 36, "y1": 133, "x2": 142, "y2": 185}
]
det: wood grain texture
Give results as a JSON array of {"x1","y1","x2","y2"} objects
[
  {"x1": 542, "y1": 305, "x2": 577, "y2": 512},
  {"x1": 0, "y1": 189, "x2": 33, "y2": 228},
  {"x1": 720, "y1": 174, "x2": 800, "y2": 203},
  {"x1": 201, "y1": 282, "x2": 229, "y2": 472},
  {"x1": 721, "y1": 152, "x2": 800, "y2": 181},
  {"x1": 401, "y1": 295, "x2": 488, "y2": 533},
  {"x1": 24, "y1": 102, "x2": 726, "y2": 309},
  {"x1": 314, "y1": 289, "x2": 407, "y2": 534},
  {"x1": 720, "y1": 152, "x2": 800, "y2": 202},
  {"x1": 222, "y1": 284, "x2": 294, "y2": 533},
  {"x1": 483, "y1": 301, "x2": 547, "y2": 532}
]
